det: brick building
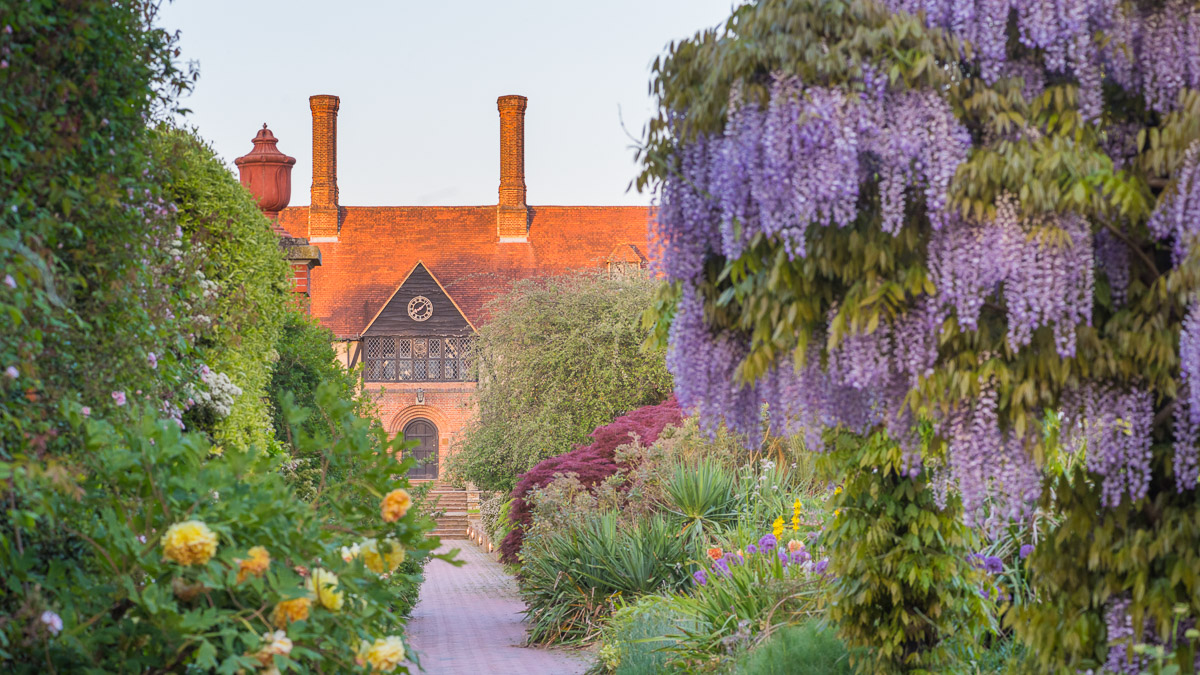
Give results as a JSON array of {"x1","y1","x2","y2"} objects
[{"x1": 237, "y1": 94, "x2": 653, "y2": 482}]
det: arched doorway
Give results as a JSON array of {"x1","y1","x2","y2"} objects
[{"x1": 403, "y1": 418, "x2": 439, "y2": 480}]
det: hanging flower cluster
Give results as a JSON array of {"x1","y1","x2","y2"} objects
[{"x1": 647, "y1": 0, "x2": 1200, "y2": 522}]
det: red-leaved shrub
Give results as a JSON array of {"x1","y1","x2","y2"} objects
[{"x1": 499, "y1": 395, "x2": 682, "y2": 563}]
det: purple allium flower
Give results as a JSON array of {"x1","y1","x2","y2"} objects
[
  {"x1": 111, "y1": 391, "x2": 126, "y2": 406},
  {"x1": 758, "y1": 534, "x2": 777, "y2": 552},
  {"x1": 983, "y1": 556, "x2": 1004, "y2": 574},
  {"x1": 147, "y1": 352, "x2": 157, "y2": 369},
  {"x1": 745, "y1": 544, "x2": 758, "y2": 555},
  {"x1": 813, "y1": 559, "x2": 829, "y2": 575},
  {"x1": 778, "y1": 550, "x2": 789, "y2": 566},
  {"x1": 723, "y1": 552, "x2": 743, "y2": 567},
  {"x1": 1019, "y1": 544, "x2": 1035, "y2": 560},
  {"x1": 693, "y1": 569, "x2": 708, "y2": 586},
  {"x1": 80, "y1": 406, "x2": 90, "y2": 418},
  {"x1": 3, "y1": 274, "x2": 14, "y2": 288},
  {"x1": 713, "y1": 559, "x2": 731, "y2": 578},
  {"x1": 979, "y1": 587, "x2": 992, "y2": 600},
  {"x1": 4, "y1": 365, "x2": 17, "y2": 379},
  {"x1": 791, "y1": 550, "x2": 811, "y2": 564}
]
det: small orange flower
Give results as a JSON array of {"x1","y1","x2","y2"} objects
[
  {"x1": 236, "y1": 546, "x2": 270, "y2": 583},
  {"x1": 706, "y1": 547, "x2": 723, "y2": 561},
  {"x1": 271, "y1": 597, "x2": 311, "y2": 628},
  {"x1": 787, "y1": 539, "x2": 804, "y2": 553},
  {"x1": 381, "y1": 488, "x2": 412, "y2": 523}
]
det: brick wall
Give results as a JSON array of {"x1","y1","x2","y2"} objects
[{"x1": 368, "y1": 381, "x2": 478, "y2": 480}]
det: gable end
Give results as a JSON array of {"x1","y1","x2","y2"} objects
[{"x1": 361, "y1": 262, "x2": 474, "y2": 337}]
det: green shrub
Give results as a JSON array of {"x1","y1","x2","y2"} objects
[
  {"x1": 448, "y1": 271, "x2": 673, "y2": 493},
  {"x1": 519, "y1": 512, "x2": 689, "y2": 645},
  {"x1": 155, "y1": 126, "x2": 292, "y2": 451},
  {"x1": 0, "y1": 384, "x2": 443, "y2": 672},
  {"x1": 820, "y1": 431, "x2": 992, "y2": 674},
  {"x1": 595, "y1": 595, "x2": 697, "y2": 675},
  {"x1": 734, "y1": 622, "x2": 853, "y2": 675}
]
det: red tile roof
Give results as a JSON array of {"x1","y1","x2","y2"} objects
[{"x1": 276, "y1": 205, "x2": 655, "y2": 338}]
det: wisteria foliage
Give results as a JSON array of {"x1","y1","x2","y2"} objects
[{"x1": 647, "y1": 0, "x2": 1200, "y2": 526}]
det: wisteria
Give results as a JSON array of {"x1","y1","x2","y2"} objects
[
  {"x1": 1177, "y1": 304, "x2": 1200, "y2": 491},
  {"x1": 1148, "y1": 141, "x2": 1200, "y2": 265},
  {"x1": 653, "y1": 0, "x2": 1200, "y2": 535},
  {"x1": 1060, "y1": 383, "x2": 1154, "y2": 507},
  {"x1": 943, "y1": 377, "x2": 1042, "y2": 526},
  {"x1": 886, "y1": 0, "x2": 1200, "y2": 118}
]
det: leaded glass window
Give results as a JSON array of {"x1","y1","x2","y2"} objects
[{"x1": 363, "y1": 336, "x2": 475, "y2": 382}]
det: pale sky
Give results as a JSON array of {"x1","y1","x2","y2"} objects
[{"x1": 158, "y1": 1, "x2": 738, "y2": 207}]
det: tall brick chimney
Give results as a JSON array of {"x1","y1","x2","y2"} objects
[
  {"x1": 497, "y1": 95, "x2": 529, "y2": 242},
  {"x1": 309, "y1": 94, "x2": 340, "y2": 241}
]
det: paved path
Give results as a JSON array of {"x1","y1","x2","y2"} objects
[{"x1": 405, "y1": 539, "x2": 592, "y2": 674}]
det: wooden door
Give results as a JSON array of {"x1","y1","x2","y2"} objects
[{"x1": 403, "y1": 419, "x2": 439, "y2": 480}]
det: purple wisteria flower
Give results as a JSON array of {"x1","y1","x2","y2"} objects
[
  {"x1": 758, "y1": 534, "x2": 777, "y2": 552},
  {"x1": 1019, "y1": 544, "x2": 1035, "y2": 560},
  {"x1": 693, "y1": 569, "x2": 708, "y2": 586}
]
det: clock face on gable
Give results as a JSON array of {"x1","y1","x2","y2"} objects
[{"x1": 407, "y1": 295, "x2": 433, "y2": 322}]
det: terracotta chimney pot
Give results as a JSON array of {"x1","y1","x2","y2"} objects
[{"x1": 234, "y1": 124, "x2": 296, "y2": 219}]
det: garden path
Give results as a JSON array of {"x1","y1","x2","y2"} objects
[{"x1": 404, "y1": 539, "x2": 592, "y2": 674}]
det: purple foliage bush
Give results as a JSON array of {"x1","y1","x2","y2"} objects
[{"x1": 499, "y1": 396, "x2": 682, "y2": 563}]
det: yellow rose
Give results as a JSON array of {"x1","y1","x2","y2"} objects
[
  {"x1": 357, "y1": 636, "x2": 406, "y2": 672},
  {"x1": 360, "y1": 538, "x2": 406, "y2": 575},
  {"x1": 252, "y1": 629, "x2": 293, "y2": 666},
  {"x1": 271, "y1": 597, "x2": 311, "y2": 628},
  {"x1": 161, "y1": 520, "x2": 218, "y2": 566},
  {"x1": 306, "y1": 568, "x2": 344, "y2": 611},
  {"x1": 381, "y1": 489, "x2": 412, "y2": 523},
  {"x1": 236, "y1": 546, "x2": 270, "y2": 583}
]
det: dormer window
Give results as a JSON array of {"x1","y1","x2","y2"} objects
[{"x1": 359, "y1": 261, "x2": 477, "y2": 384}]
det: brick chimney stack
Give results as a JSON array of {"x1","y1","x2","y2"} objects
[
  {"x1": 309, "y1": 94, "x2": 340, "y2": 240},
  {"x1": 497, "y1": 95, "x2": 529, "y2": 242}
]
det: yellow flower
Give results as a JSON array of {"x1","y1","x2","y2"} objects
[
  {"x1": 306, "y1": 568, "x2": 344, "y2": 611},
  {"x1": 252, "y1": 629, "x2": 293, "y2": 666},
  {"x1": 834, "y1": 509, "x2": 841, "y2": 518},
  {"x1": 381, "y1": 489, "x2": 412, "y2": 523},
  {"x1": 357, "y1": 636, "x2": 406, "y2": 672},
  {"x1": 161, "y1": 520, "x2": 218, "y2": 566},
  {"x1": 791, "y1": 514, "x2": 800, "y2": 532},
  {"x1": 834, "y1": 485, "x2": 842, "y2": 496},
  {"x1": 360, "y1": 538, "x2": 406, "y2": 575},
  {"x1": 271, "y1": 597, "x2": 311, "y2": 628},
  {"x1": 772, "y1": 516, "x2": 784, "y2": 539},
  {"x1": 236, "y1": 546, "x2": 270, "y2": 583}
]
